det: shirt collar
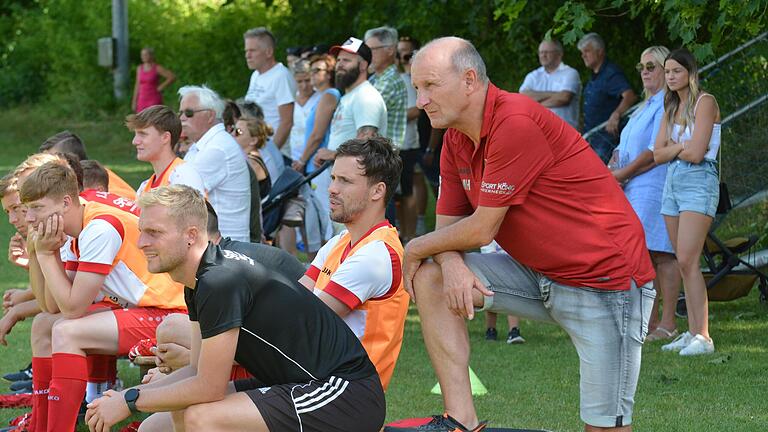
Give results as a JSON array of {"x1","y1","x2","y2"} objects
[
  {"x1": 194, "y1": 123, "x2": 226, "y2": 150},
  {"x1": 479, "y1": 82, "x2": 500, "y2": 140}
]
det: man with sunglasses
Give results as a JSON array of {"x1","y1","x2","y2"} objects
[
  {"x1": 520, "y1": 39, "x2": 581, "y2": 130},
  {"x1": 125, "y1": 105, "x2": 205, "y2": 199},
  {"x1": 179, "y1": 85, "x2": 251, "y2": 242}
]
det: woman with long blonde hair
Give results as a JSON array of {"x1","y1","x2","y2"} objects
[{"x1": 653, "y1": 48, "x2": 721, "y2": 356}]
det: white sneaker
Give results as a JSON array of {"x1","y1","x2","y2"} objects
[
  {"x1": 661, "y1": 331, "x2": 693, "y2": 352},
  {"x1": 679, "y1": 334, "x2": 715, "y2": 356}
]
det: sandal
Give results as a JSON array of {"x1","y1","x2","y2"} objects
[{"x1": 646, "y1": 326, "x2": 679, "y2": 342}]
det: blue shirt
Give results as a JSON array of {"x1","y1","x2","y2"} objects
[
  {"x1": 617, "y1": 90, "x2": 673, "y2": 253},
  {"x1": 304, "y1": 88, "x2": 341, "y2": 174},
  {"x1": 583, "y1": 60, "x2": 632, "y2": 131}
]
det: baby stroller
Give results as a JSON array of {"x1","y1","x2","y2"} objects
[
  {"x1": 261, "y1": 161, "x2": 332, "y2": 253},
  {"x1": 675, "y1": 186, "x2": 768, "y2": 318}
]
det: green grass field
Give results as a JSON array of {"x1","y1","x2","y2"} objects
[{"x1": 0, "y1": 106, "x2": 767, "y2": 431}]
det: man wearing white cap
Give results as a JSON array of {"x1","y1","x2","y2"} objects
[{"x1": 313, "y1": 37, "x2": 388, "y2": 232}]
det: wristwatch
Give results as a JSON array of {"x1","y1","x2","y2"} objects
[{"x1": 124, "y1": 388, "x2": 141, "y2": 413}]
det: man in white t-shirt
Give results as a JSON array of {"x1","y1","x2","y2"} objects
[
  {"x1": 313, "y1": 37, "x2": 387, "y2": 232},
  {"x1": 125, "y1": 105, "x2": 205, "y2": 198},
  {"x1": 519, "y1": 39, "x2": 581, "y2": 129},
  {"x1": 180, "y1": 85, "x2": 251, "y2": 242},
  {"x1": 243, "y1": 27, "x2": 295, "y2": 171}
]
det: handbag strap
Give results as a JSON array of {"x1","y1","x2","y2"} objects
[{"x1": 718, "y1": 134, "x2": 723, "y2": 182}]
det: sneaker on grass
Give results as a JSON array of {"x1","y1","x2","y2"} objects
[
  {"x1": 485, "y1": 327, "x2": 497, "y2": 341},
  {"x1": 8, "y1": 380, "x2": 31, "y2": 392},
  {"x1": 384, "y1": 414, "x2": 487, "y2": 431},
  {"x1": 679, "y1": 334, "x2": 715, "y2": 356},
  {"x1": 661, "y1": 331, "x2": 692, "y2": 352},
  {"x1": 2, "y1": 364, "x2": 32, "y2": 382},
  {"x1": 506, "y1": 327, "x2": 525, "y2": 344}
]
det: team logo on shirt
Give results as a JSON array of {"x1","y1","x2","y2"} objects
[
  {"x1": 480, "y1": 181, "x2": 515, "y2": 195},
  {"x1": 221, "y1": 249, "x2": 255, "y2": 266}
]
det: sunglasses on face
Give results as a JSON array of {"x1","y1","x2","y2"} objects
[
  {"x1": 398, "y1": 52, "x2": 414, "y2": 62},
  {"x1": 635, "y1": 62, "x2": 657, "y2": 72},
  {"x1": 178, "y1": 108, "x2": 211, "y2": 118},
  {"x1": 233, "y1": 127, "x2": 245, "y2": 137}
]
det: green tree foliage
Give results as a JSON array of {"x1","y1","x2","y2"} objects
[
  {"x1": 524, "y1": 0, "x2": 768, "y2": 61},
  {"x1": 0, "y1": 0, "x2": 765, "y2": 114}
]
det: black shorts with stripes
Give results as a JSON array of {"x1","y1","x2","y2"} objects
[{"x1": 235, "y1": 373, "x2": 385, "y2": 432}]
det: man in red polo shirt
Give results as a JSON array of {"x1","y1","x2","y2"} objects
[{"x1": 391, "y1": 37, "x2": 655, "y2": 432}]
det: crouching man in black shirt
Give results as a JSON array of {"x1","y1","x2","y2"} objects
[{"x1": 85, "y1": 184, "x2": 384, "y2": 432}]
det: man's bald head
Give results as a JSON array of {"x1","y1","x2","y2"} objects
[{"x1": 414, "y1": 37, "x2": 488, "y2": 84}]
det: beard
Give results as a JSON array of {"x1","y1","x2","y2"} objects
[
  {"x1": 329, "y1": 198, "x2": 365, "y2": 224},
  {"x1": 335, "y1": 65, "x2": 360, "y2": 90}
]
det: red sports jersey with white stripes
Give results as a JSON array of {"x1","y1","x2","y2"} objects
[
  {"x1": 67, "y1": 201, "x2": 185, "y2": 310},
  {"x1": 306, "y1": 221, "x2": 408, "y2": 390}
]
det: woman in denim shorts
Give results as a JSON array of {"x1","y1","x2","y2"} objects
[{"x1": 653, "y1": 48, "x2": 721, "y2": 356}]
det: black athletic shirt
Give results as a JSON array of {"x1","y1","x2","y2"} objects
[
  {"x1": 218, "y1": 237, "x2": 306, "y2": 283},
  {"x1": 185, "y1": 244, "x2": 377, "y2": 386}
]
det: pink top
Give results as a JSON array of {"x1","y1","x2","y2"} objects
[{"x1": 136, "y1": 64, "x2": 162, "y2": 112}]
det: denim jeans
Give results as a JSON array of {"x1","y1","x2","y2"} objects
[{"x1": 465, "y1": 252, "x2": 654, "y2": 427}]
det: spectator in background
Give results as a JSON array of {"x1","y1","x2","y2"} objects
[
  {"x1": 232, "y1": 116, "x2": 272, "y2": 243},
  {"x1": 294, "y1": 54, "x2": 340, "y2": 177},
  {"x1": 289, "y1": 60, "x2": 322, "y2": 171},
  {"x1": 179, "y1": 85, "x2": 251, "y2": 242},
  {"x1": 396, "y1": 35, "x2": 424, "y2": 243},
  {"x1": 364, "y1": 26, "x2": 407, "y2": 230},
  {"x1": 610, "y1": 46, "x2": 681, "y2": 343},
  {"x1": 126, "y1": 105, "x2": 206, "y2": 198},
  {"x1": 238, "y1": 100, "x2": 265, "y2": 120},
  {"x1": 579, "y1": 32, "x2": 637, "y2": 163},
  {"x1": 80, "y1": 159, "x2": 110, "y2": 192},
  {"x1": 653, "y1": 48, "x2": 721, "y2": 356},
  {"x1": 131, "y1": 47, "x2": 175, "y2": 113},
  {"x1": 315, "y1": 37, "x2": 387, "y2": 234},
  {"x1": 243, "y1": 27, "x2": 296, "y2": 165},
  {"x1": 39, "y1": 131, "x2": 138, "y2": 200},
  {"x1": 222, "y1": 100, "x2": 241, "y2": 134},
  {"x1": 285, "y1": 46, "x2": 305, "y2": 70},
  {"x1": 276, "y1": 59, "x2": 322, "y2": 254},
  {"x1": 233, "y1": 116, "x2": 273, "y2": 196},
  {"x1": 297, "y1": 53, "x2": 341, "y2": 244},
  {"x1": 519, "y1": 38, "x2": 581, "y2": 129},
  {"x1": 364, "y1": 26, "x2": 407, "y2": 150},
  {"x1": 480, "y1": 241, "x2": 525, "y2": 345}
]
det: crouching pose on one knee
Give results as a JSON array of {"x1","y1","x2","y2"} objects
[
  {"x1": 86, "y1": 185, "x2": 384, "y2": 432},
  {"x1": 392, "y1": 37, "x2": 656, "y2": 432}
]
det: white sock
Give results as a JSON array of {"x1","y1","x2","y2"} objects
[{"x1": 85, "y1": 381, "x2": 111, "y2": 403}]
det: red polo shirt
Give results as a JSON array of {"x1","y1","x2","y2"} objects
[{"x1": 436, "y1": 83, "x2": 654, "y2": 290}]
